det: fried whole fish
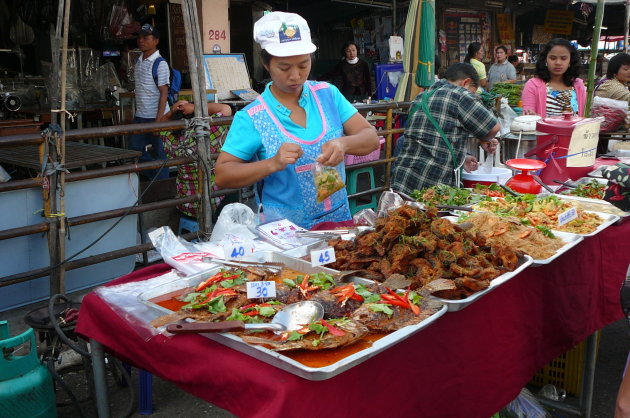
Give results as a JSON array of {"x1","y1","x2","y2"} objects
[{"x1": 241, "y1": 319, "x2": 368, "y2": 351}]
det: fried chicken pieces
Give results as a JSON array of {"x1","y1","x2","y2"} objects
[{"x1": 328, "y1": 205, "x2": 523, "y2": 300}]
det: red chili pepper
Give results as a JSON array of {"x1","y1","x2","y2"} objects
[
  {"x1": 320, "y1": 319, "x2": 346, "y2": 336},
  {"x1": 242, "y1": 310, "x2": 259, "y2": 316}
]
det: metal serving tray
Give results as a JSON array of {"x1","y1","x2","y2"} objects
[
  {"x1": 554, "y1": 194, "x2": 630, "y2": 222},
  {"x1": 435, "y1": 255, "x2": 533, "y2": 312},
  {"x1": 554, "y1": 210, "x2": 620, "y2": 237},
  {"x1": 532, "y1": 231, "x2": 583, "y2": 266},
  {"x1": 138, "y1": 252, "x2": 447, "y2": 380}
]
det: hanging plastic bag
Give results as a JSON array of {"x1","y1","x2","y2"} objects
[
  {"x1": 590, "y1": 96, "x2": 628, "y2": 133},
  {"x1": 209, "y1": 203, "x2": 258, "y2": 242},
  {"x1": 498, "y1": 97, "x2": 517, "y2": 136},
  {"x1": 312, "y1": 163, "x2": 345, "y2": 203}
]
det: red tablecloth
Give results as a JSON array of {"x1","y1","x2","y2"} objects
[{"x1": 76, "y1": 221, "x2": 630, "y2": 418}]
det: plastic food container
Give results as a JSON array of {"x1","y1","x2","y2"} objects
[{"x1": 462, "y1": 167, "x2": 512, "y2": 188}]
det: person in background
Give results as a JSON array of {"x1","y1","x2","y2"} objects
[
  {"x1": 595, "y1": 52, "x2": 630, "y2": 102},
  {"x1": 463, "y1": 42, "x2": 487, "y2": 91},
  {"x1": 215, "y1": 12, "x2": 379, "y2": 229},
  {"x1": 487, "y1": 45, "x2": 517, "y2": 90},
  {"x1": 392, "y1": 63, "x2": 500, "y2": 195},
  {"x1": 521, "y1": 38, "x2": 586, "y2": 118},
  {"x1": 160, "y1": 101, "x2": 232, "y2": 222},
  {"x1": 320, "y1": 41, "x2": 372, "y2": 102},
  {"x1": 129, "y1": 23, "x2": 170, "y2": 179}
]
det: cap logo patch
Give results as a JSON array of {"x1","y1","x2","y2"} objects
[{"x1": 278, "y1": 23, "x2": 301, "y2": 43}]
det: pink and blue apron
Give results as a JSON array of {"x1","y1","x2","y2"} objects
[{"x1": 246, "y1": 82, "x2": 352, "y2": 229}]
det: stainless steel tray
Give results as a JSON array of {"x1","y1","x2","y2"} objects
[
  {"x1": 531, "y1": 231, "x2": 583, "y2": 266},
  {"x1": 554, "y1": 194, "x2": 630, "y2": 221},
  {"x1": 435, "y1": 255, "x2": 533, "y2": 312},
  {"x1": 138, "y1": 252, "x2": 447, "y2": 380},
  {"x1": 554, "y1": 210, "x2": 620, "y2": 237}
]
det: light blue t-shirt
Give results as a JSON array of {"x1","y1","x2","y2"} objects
[{"x1": 222, "y1": 82, "x2": 358, "y2": 161}]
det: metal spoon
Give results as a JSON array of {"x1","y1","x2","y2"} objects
[{"x1": 165, "y1": 301, "x2": 324, "y2": 334}]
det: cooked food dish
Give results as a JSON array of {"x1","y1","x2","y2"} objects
[
  {"x1": 473, "y1": 194, "x2": 604, "y2": 234},
  {"x1": 315, "y1": 166, "x2": 346, "y2": 203},
  {"x1": 561, "y1": 179, "x2": 605, "y2": 199},
  {"x1": 152, "y1": 265, "x2": 443, "y2": 352},
  {"x1": 411, "y1": 185, "x2": 489, "y2": 206},
  {"x1": 457, "y1": 212, "x2": 564, "y2": 260},
  {"x1": 327, "y1": 205, "x2": 524, "y2": 300}
]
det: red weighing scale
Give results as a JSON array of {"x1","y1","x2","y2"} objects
[{"x1": 505, "y1": 158, "x2": 547, "y2": 194}]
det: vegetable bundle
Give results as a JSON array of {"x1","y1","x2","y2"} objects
[{"x1": 490, "y1": 82, "x2": 523, "y2": 107}]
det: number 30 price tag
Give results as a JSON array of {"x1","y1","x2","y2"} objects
[
  {"x1": 246, "y1": 281, "x2": 276, "y2": 299},
  {"x1": 310, "y1": 247, "x2": 336, "y2": 267}
]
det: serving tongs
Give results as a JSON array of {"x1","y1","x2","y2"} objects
[
  {"x1": 203, "y1": 257, "x2": 285, "y2": 274},
  {"x1": 532, "y1": 176, "x2": 556, "y2": 194},
  {"x1": 553, "y1": 179, "x2": 576, "y2": 189},
  {"x1": 295, "y1": 229, "x2": 351, "y2": 240}
]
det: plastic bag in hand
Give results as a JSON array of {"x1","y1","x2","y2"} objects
[{"x1": 312, "y1": 163, "x2": 345, "y2": 203}]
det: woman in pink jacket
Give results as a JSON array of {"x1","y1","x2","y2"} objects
[{"x1": 522, "y1": 38, "x2": 586, "y2": 117}]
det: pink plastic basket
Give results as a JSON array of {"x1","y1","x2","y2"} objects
[{"x1": 344, "y1": 137, "x2": 385, "y2": 165}]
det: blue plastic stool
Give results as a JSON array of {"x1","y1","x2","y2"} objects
[
  {"x1": 178, "y1": 216, "x2": 199, "y2": 235},
  {"x1": 347, "y1": 167, "x2": 378, "y2": 215},
  {"x1": 122, "y1": 364, "x2": 153, "y2": 415}
]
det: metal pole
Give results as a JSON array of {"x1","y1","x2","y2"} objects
[
  {"x1": 585, "y1": 0, "x2": 605, "y2": 118},
  {"x1": 90, "y1": 339, "x2": 111, "y2": 418},
  {"x1": 181, "y1": 0, "x2": 213, "y2": 236},
  {"x1": 579, "y1": 331, "x2": 599, "y2": 418}
]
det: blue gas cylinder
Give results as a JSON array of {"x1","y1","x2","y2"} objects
[{"x1": 0, "y1": 320, "x2": 57, "y2": 418}]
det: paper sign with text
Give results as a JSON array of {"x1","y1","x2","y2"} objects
[
  {"x1": 222, "y1": 243, "x2": 254, "y2": 259},
  {"x1": 246, "y1": 281, "x2": 276, "y2": 299},
  {"x1": 567, "y1": 120, "x2": 600, "y2": 167},
  {"x1": 311, "y1": 247, "x2": 336, "y2": 267},
  {"x1": 557, "y1": 207, "x2": 578, "y2": 226}
]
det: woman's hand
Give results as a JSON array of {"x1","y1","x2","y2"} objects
[
  {"x1": 317, "y1": 139, "x2": 346, "y2": 166},
  {"x1": 522, "y1": 109, "x2": 538, "y2": 116},
  {"x1": 464, "y1": 155, "x2": 479, "y2": 173},
  {"x1": 481, "y1": 138, "x2": 499, "y2": 154},
  {"x1": 272, "y1": 143, "x2": 303, "y2": 171}
]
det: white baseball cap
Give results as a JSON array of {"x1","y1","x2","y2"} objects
[{"x1": 254, "y1": 12, "x2": 317, "y2": 57}]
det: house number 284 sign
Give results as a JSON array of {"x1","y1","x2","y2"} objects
[{"x1": 208, "y1": 29, "x2": 227, "y2": 40}]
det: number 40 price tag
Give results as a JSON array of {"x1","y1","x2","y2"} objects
[
  {"x1": 223, "y1": 244, "x2": 252, "y2": 259},
  {"x1": 310, "y1": 247, "x2": 336, "y2": 267}
]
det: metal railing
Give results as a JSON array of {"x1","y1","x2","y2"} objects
[{"x1": 0, "y1": 101, "x2": 410, "y2": 290}]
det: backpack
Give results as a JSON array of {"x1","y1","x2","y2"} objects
[{"x1": 152, "y1": 57, "x2": 182, "y2": 105}]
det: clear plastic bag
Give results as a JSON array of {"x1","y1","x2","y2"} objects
[
  {"x1": 498, "y1": 97, "x2": 517, "y2": 136},
  {"x1": 591, "y1": 96, "x2": 628, "y2": 133},
  {"x1": 312, "y1": 163, "x2": 345, "y2": 203},
  {"x1": 505, "y1": 388, "x2": 550, "y2": 418}
]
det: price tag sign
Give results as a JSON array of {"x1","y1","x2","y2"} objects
[
  {"x1": 223, "y1": 243, "x2": 253, "y2": 259},
  {"x1": 246, "y1": 281, "x2": 276, "y2": 299},
  {"x1": 310, "y1": 247, "x2": 336, "y2": 267},
  {"x1": 557, "y1": 207, "x2": 578, "y2": 226}
]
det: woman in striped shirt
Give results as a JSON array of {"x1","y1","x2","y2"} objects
[{"x1": 521, "y1": 38, "x2": 586, "y2": 117}]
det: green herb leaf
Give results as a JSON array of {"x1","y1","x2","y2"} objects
[{"x1": 368, "y1": 303, "x2": 394, "y2": 317}]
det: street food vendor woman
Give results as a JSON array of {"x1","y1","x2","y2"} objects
[{"x1": 215, "y1": 11, "x2": 379, "y2": 229}]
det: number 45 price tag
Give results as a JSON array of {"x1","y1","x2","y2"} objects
[
  {"x1": 246, "y1": 281, "x2": 276, "y2": 299},
  {"x1": 310, "y1": 247, "x2": 336, "y2": 267}
]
